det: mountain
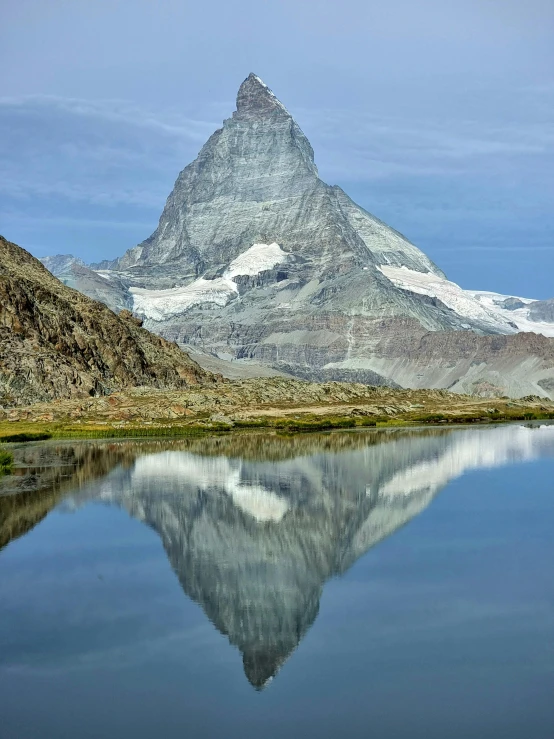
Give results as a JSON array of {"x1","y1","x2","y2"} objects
[
  {"x1": 41, "y1": 254, "x2": 132, "y2": 313},
  {"x1": 0, "y1": 235, "x2": 212, "y2": 406},
  {"x1": 42, "y1": 74, "x2": 554, "y2": 397}
]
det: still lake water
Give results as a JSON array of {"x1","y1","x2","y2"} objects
[{"x1": 1, "y1": 424, "x2": 553, "y2": 739}]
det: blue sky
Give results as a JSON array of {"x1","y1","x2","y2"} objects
[{"x1": 1, "y1": 0, "x2": 553, "y2": 298}]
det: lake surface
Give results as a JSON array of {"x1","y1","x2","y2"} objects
[{"x1": 1, "y1": 424, "x2": 553, "y2": 738}]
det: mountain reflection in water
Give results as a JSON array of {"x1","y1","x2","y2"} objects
[{"x1": 2, "y1": 423, "x2": 553, "y2": 689}]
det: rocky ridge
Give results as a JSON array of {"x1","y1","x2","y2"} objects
[
  {"x1": 2, "y1": 377, "x2": 553, "y2": 426},
  {"x1": 0, "y1": 236, "x2": 213, "y2": 406},
  {"x1": 41, "y1": 254, "x2": 132, "y2": 313}
]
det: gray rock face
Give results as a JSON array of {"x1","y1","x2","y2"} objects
[
  {"x1": 99, "y1": 75, "x2": 444, "y2": 283},
  {"x1": 529, "y1": 298, "x2": 554, "y2": 323},
  {"x1": 41, "y1": 254, "x2": 85, "y2": 273},
  {"x1": 496, "y1": 296, "x2": 526, "y2": 311},
  {"x1": 41, "y1": 254, "x2": 132, "y2": 313}
]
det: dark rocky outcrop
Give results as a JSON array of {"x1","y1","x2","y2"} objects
[
  {"x1": 496, "y1": 296, "x2": 526, "y2": 311},
  {"x1": 529, "y1": 298, "x2": 554, "y2": 323},
  {"x1": 0, "y1": 236, "x2": 213, "y2": 406}
]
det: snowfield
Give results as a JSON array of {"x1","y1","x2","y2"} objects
[
  {"x1": 379, "y1": 265, "x2": 554, "y2": 337},
  {"x1": 468, "y1": 291, "x2": 554, "y2": 338},
  {"x1": 131, "y1": 277, "x2": 238, "y2": 322},
  {"x1": 124, "y1": 245, "x2": 554, "y2": 336},
  {"x1": 225, "y1": 242, "x2": 286, "y2": 279},
  {"x1": 131, "y1": 242, "x2": 287, "y2": 320},
  {"x1": 378, "y1": 265, "x2": 516, "y2": 332}
]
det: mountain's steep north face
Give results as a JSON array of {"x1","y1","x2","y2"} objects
[
  {"x1": 0, "y1": 236, "x2": 212, "y2": 406},
  {"x1": 43, "y1": 74, "x2": 554, "y2": 398}
]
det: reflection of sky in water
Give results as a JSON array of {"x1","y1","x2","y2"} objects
[{"x1": 1, "y1": 425, "x2": 553, "y2": 739}]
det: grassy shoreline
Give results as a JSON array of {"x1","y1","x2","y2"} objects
[
  {"x1": 1, "y1": 406, "x2": 553, "y2": 443},
  {"x1": 0, "y1": 449, "x2": 14, "y2": 472}
]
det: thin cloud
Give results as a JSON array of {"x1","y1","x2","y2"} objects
[
  {"x1": 0, "y1": 177, "x2": 168, "y2": 208},
  {"x1": 299, "y1": 107, "x2": 553, "y2": 182},
  {"x1": 0, "y1": 212, "x2": 156, "y2": 230},
  {"x1": 0, "y1": 94, "x2": 219, "y2": 142}
]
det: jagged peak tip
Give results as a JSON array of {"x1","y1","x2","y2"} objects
[{"x1": 235, "y1": 73, "x2": 290, "y2": 119}]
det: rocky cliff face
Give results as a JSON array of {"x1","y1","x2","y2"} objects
[
  {"x1": 42, "y1": 74, "x2": 554, "y2": 396},
  {"x1": 529, "y1": 298, "x2": 554, "y2": 323},
  {"x1": 0, "y1": 236, "x2": 212, "y2": 406},
  {"x1": 98, "y1": 75, "x2": 445, "y2": 281}
]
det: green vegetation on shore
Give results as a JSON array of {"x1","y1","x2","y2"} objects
[
  {"x1": 0, "y1": 406, "x2": 553, "y2": 444},
  {"x1": 0, "y1": 432, "x2": 52, "y2": 443},
  {"x1": 0, "y1": 449, "x2": 14, "y2": 474}
]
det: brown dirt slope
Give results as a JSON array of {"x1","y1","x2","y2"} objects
[{"x1": 0, "y1": 235, "x2": 214, "y2": 406}]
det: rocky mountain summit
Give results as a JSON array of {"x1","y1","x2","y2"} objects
[
  {"x1": 43, "y1": 74, "x2": 554, "y2": 398},
  {"x1": 0, "y1": 236, "x2": 212, "y2": 406}
]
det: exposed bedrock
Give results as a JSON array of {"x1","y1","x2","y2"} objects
[{"x1": 0, "y1": 236, "x2": 212, "y2": 407}]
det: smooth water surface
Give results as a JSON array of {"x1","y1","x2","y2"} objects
[{"x1": 1, "y1": 424, "x2": 554, "y2": 738}]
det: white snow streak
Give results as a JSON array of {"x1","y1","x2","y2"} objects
[
  {"x1": 131, "y1": 278, "x2": 238, "y2": 322},
  {"x1": 379, "y1": 265, "x2": 554, "y2": 337},
  {"x1": 379, "y1": 265, "x2": 516, "y2": 331},
  {"x1": 469, "y1": 291, "x2": 554, "y2": 338},
  {"x1": 130, "y1": 243, "x2": 286, "y2": 320},
  {"x1": 225, "y1": 242, "x2": 286, "y2": 279}
]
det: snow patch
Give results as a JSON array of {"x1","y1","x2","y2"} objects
[
  {"x1": 131, "y1": 243, "x2": 286, "y2": 320},
  {"x1": 469, "y1": 291, "x2": 554, "y2": 338},
  {"x1": 379, "y1": 265, "x2": 554, "y2": 337},
  {"x1": 225, "y1": 242, "x2": 287, "y2": 279},
  {"x1": 131, "y1": 277, "x2": 237, "y2": 321},
  {"x1": 379, "y1": 265, "x2": 515, "y2": 332}
]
